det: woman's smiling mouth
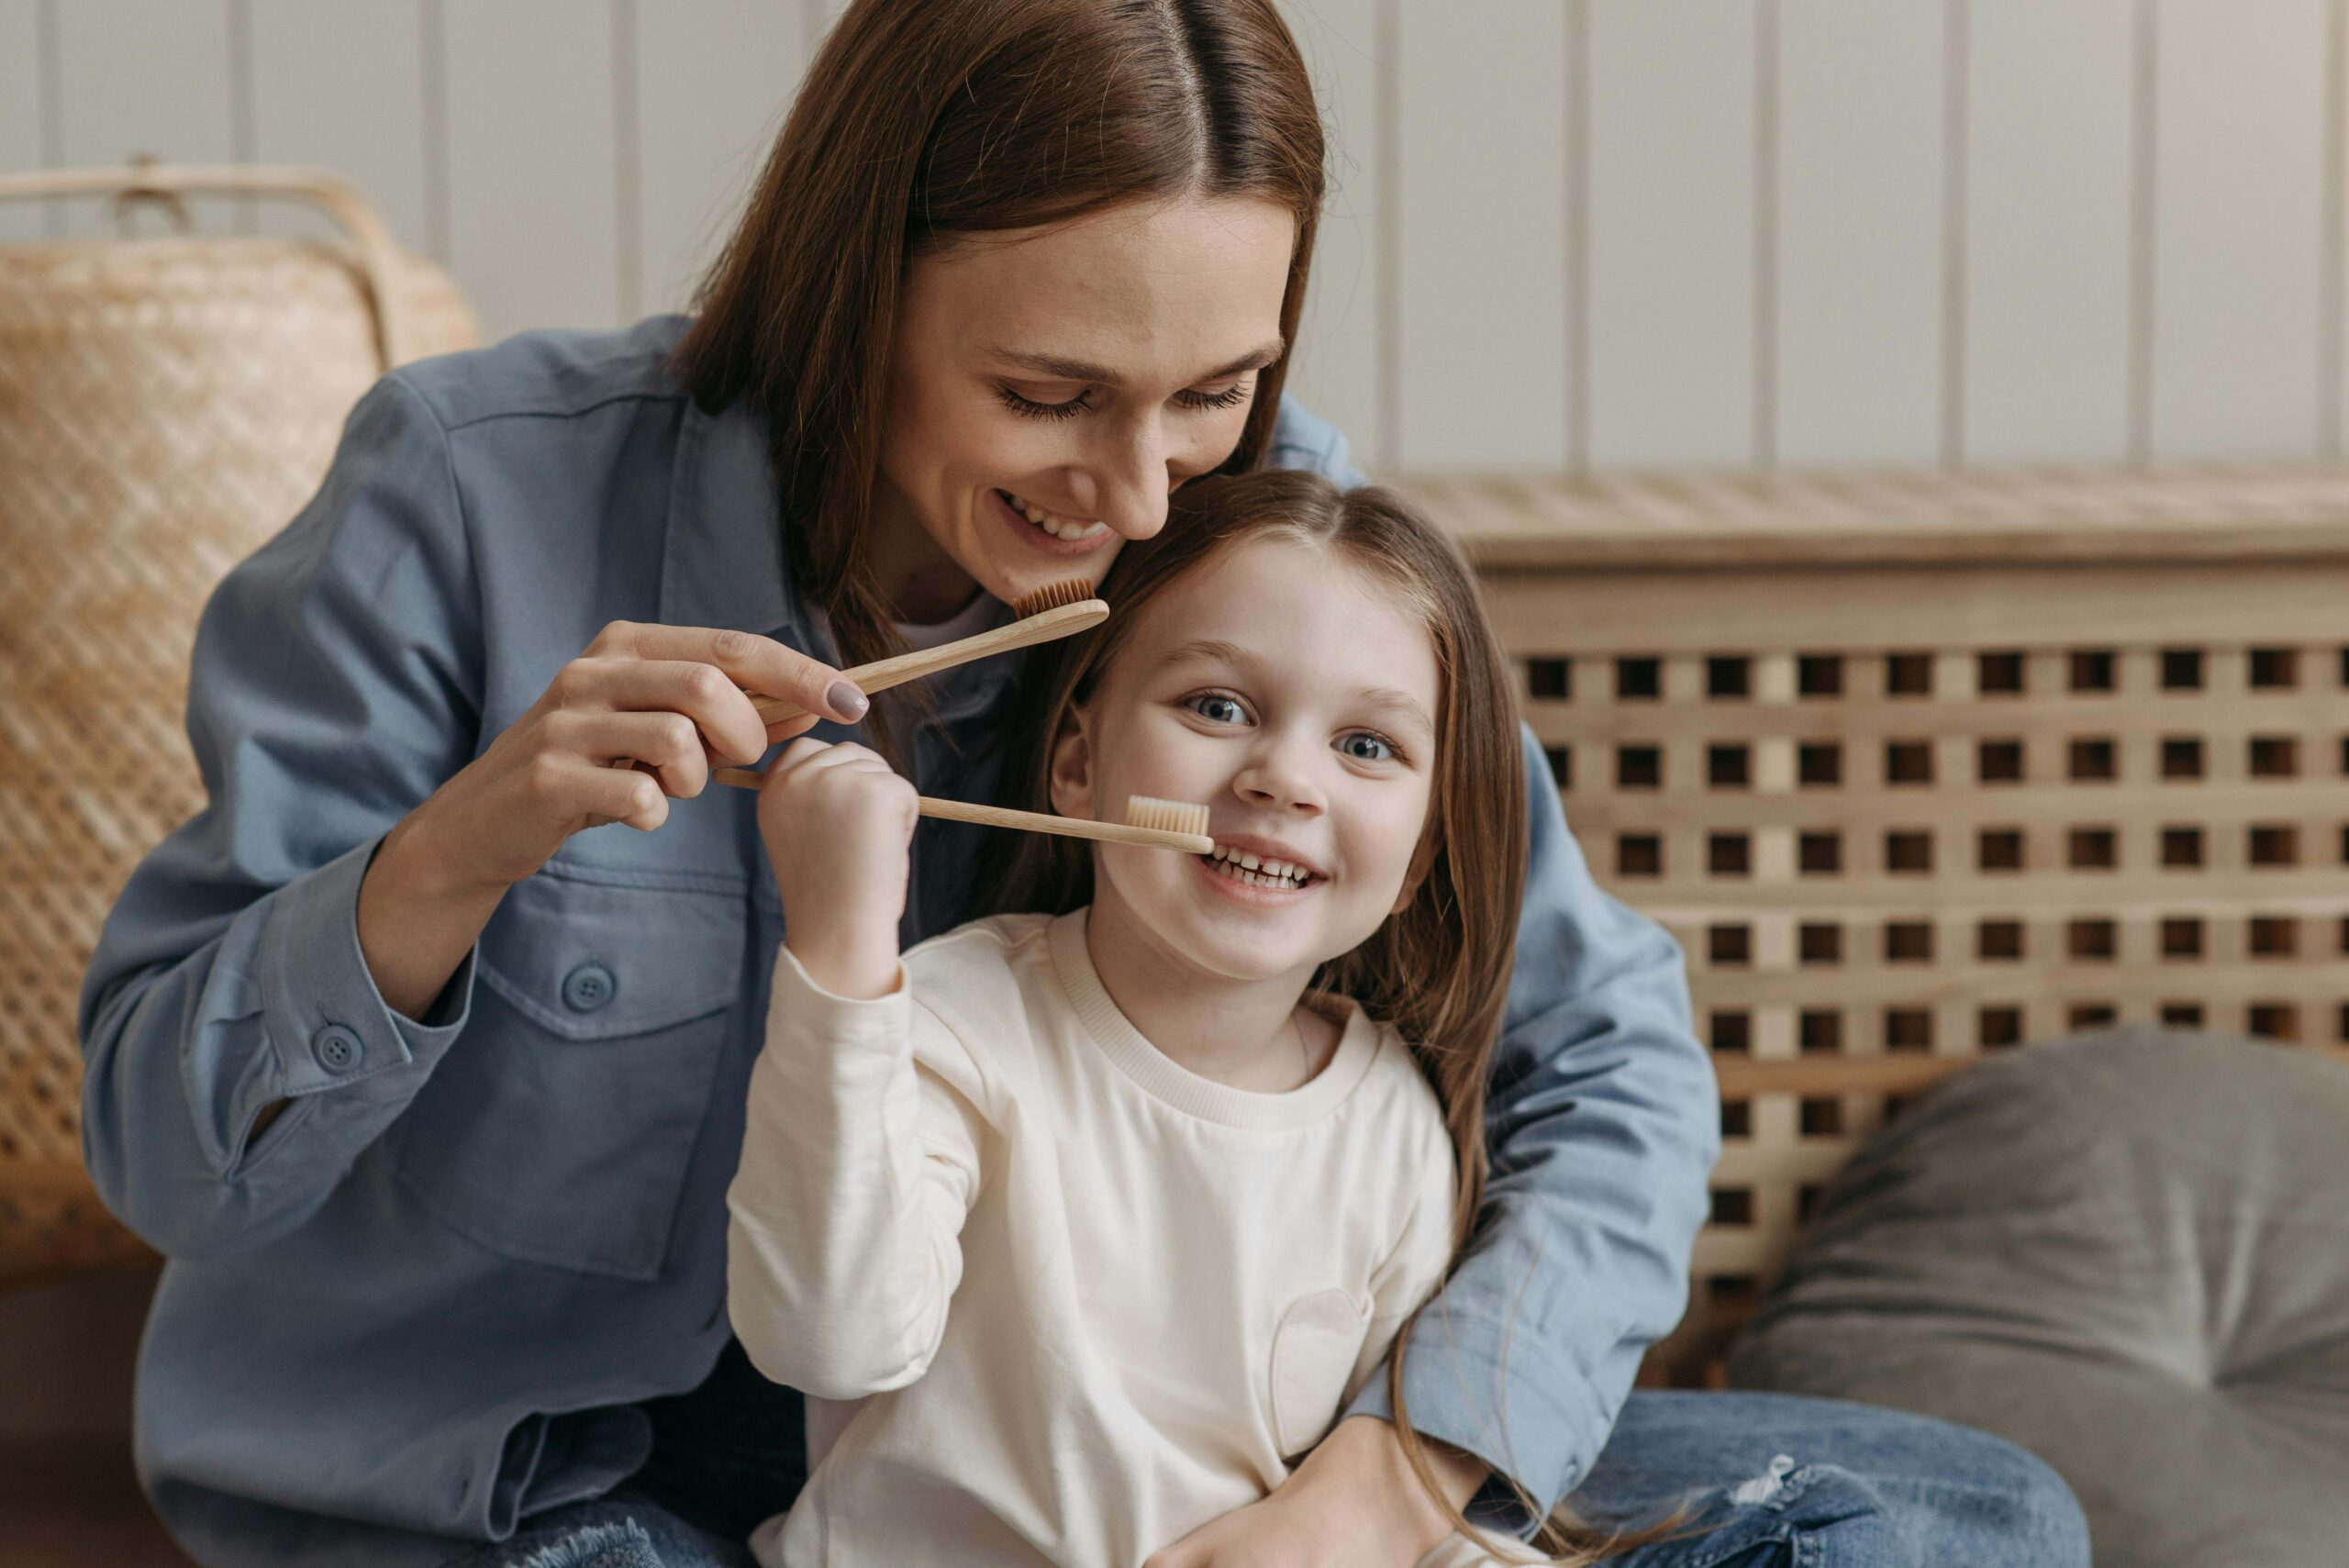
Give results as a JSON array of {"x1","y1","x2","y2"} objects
[{"x1": 998, "y1": 488, "x2": 1110, "y2": 543}]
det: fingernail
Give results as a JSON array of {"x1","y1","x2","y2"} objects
[{"x1": 826, "y1": 681, "x2": 869, "y2": 721}]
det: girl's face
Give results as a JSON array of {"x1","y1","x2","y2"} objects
[
  {"x1": 1050, "y1": 536, "x2": 1443, "y2": 989},
  {"x1": 873, "y1": 196, "x2": 1296, "y2": 619}
]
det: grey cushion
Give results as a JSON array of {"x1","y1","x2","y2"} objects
[{"x1": 1727, "y1": 1028, "x2": 2349, "y2": 1568}]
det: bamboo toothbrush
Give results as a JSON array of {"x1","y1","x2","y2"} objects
[
  {"x1": 707, "y1": 776, "x2": 1216, "y2": 856},
  {"x1": 744, "y1": 578, "x2": 1105, "y2": 727}
]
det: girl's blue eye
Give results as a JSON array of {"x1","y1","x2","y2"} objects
[
  {"x1": 1338, "y1": 731, "x2": 1397, "y2": 762},
  {"x1": 1187, "y1": 693, "x2": 1249, "y2": 726}
]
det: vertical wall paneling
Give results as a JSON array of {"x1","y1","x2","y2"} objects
[
  {"x1": 2151, "y1": 0, "x2": 2327, "y2": 460},
  {"x1": 1564, "y1": 0, "x2": 1591, "y2": 472},
  {"x1": 1753, "y1": 0, "x2": 1777, "y2": 470},
  {"x1": 441, "y1": 0, "x2": 622, "y2": 340},
  {"x1": 245, "y1": 0, "x2": 430, "y2": 251},
  {"x1": 0, "y1": 0, "x2": 45, "y2": 241},
  {"x1": 1964, "y1": 0, "x2": 2132, "y2": 465},
  {"x1": 2127, "y1": 0, "x2": 2155, "y2": 462},
  {"x1": 631, "y1": 1, "x2": 805, "y2": 317},
  {"x1": 1774, "y1": 0, "x2": 1944, "y2": 468},
  {"x1": 1940, "y1": 0, "x2": 1969, "y2": 465},
  {"x1": 1395, "y1": 0, "x2": 1568, "y2": 471},
  {"x1": 1276, "y1": 0, "x2": 1387, "y2": 468},
  {"x1": 52, "y1": 0, "x2": 239, "y2": 238},
  {"x1": 2321, "y1": 0, "x2": 2346, "y2": 457},
  {"x1": 1586, "y1": 0, "x2": 1756, "y2": 468},
  {"x1": 612, "y1": 0, "x2": 641, "y2": 322}
]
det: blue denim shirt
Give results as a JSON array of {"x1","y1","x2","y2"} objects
[{"x1": 79, "y1": 316, "x2": 1716, "y2": 1565}]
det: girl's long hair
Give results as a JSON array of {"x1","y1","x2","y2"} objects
[
  {"x1": 674, "y1": 0, "x2": 1324, "y2": 752},
  {"x1": 982, "y1": 472, "x2": 1686, "y2": 1562}
]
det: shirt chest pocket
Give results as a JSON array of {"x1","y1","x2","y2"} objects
[
  {"x1": 1267, "y1": 1288, "x2": 1372, "y2": 1460},
  {"x1": 391, "y1": 869, "x2": 747, "y2": 1281}
]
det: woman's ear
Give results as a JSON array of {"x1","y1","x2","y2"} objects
[{"x1": 1047, "y1": 705, "x2": 1096, "y2": 821}]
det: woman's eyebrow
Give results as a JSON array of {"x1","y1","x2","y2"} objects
[{"x1": 989, "y1": 339, "x2": 1287, "y2": 387}]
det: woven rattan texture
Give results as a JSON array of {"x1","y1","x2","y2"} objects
[
  {"x1": 0, "y1": 235, "x2": 475, "y2": 1284},
  {"x1": 1412, "y1": 469, "x2": 2349, "y2": 1383}
]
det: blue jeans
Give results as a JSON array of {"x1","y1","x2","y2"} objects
[{"x1": 449, "y1": 1392, "x2": 2087, "y2": 1568}]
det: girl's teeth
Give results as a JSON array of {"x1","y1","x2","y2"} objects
[{"x1": 1206, "y1": 845, "x2": 1309, "y2": 888}]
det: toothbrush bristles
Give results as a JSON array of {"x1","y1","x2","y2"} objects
[
  {"x1": 1009, "y1": 577, "x2": 1099, "y2": 618},
  {"x1": 1123, "y1": 796, "x2": 1211, "y2": 840}
]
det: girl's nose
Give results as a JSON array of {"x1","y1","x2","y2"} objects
[{"x1": 1232, "y1": 735, "x2": 1326, "y2": 816}]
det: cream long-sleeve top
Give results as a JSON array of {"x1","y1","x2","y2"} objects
[{"x1": 725, "y1": 909, "x2": 1463, "y2": 1568}]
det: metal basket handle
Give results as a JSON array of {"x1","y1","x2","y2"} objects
[{"x1": 0, "y1": 161, "x2": 426, "y2": 369}]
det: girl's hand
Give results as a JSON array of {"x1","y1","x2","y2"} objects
[
  {"x1": 1143, "y1": 1417, "x2": 1486, "y2": 1568},
  {"x1": 756, "y1": 738, "x2": 919, "y2": 1000},
  {"x1": 404, "y1": 621, "x2": 863, "y2": 894}
]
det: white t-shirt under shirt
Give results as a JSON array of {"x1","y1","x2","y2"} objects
[{"x1": 726, "y1": 910, "x2": 1481, "y2": 1568}]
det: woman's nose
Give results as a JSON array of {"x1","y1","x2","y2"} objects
[{"x1": 1068, "y1": 415, "x2": 1174, "y2": 540}]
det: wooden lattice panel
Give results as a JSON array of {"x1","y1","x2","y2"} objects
[{"x1": 1405, "y1": 465, "x2": 2349, "y2": 1382}]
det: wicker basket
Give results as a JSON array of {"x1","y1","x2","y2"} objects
[{"x1": 0, "y1": 165, "x2": 479, "y2": 1287}]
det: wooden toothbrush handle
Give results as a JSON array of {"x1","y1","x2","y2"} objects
[
  {"x1": 745, "y1": 601, "x2": 1106, "y2": 726},
  {"x1": 706, "y1": 771, "x2": 1211, "y2": 854},
  {"x1": 910, "y1": 797, "x2": 1211, "y2": 853}
]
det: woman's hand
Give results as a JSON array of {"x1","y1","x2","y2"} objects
[
  {"x1": 358, "y1": 622, "x2": 863, "y2": 1020},
  {"x1": 1143, "y1": 1417, "x2": 1488, "y2": 1568},
  {"x1": 756, "y1": 738, "x2": 919, "y2": 1000}
]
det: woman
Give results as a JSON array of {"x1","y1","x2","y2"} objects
[{"x1": 79, "y1": 3, "x2": 2087, "y2": 1566}]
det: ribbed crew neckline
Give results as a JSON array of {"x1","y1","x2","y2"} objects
[{"x1": 1045, "y1": 910, "x2": 1381, "y2": 1130}]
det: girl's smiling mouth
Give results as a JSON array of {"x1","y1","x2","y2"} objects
[{"x1": 1197, "y1": 835, "x2": 1325, "y2": 895}]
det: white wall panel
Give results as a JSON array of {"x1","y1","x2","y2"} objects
[
  {"x1": 632, "y1": 1, "x2": 803, "y2": 317},
  {"x1": 441, "y1": 0, "x2": 621, "y2": 340},
  {"x1": 1587, "y1": 0, "x2": 1755, "y2": 469},
  {"x1": 246, "y1": 0, "x2": 429, "y2": 251},
  {"x1": 1965, "y1": 0, "x2": 2132, "y2": 464},
  {"x1": 1395, "y1": 0, "x2": 1567, "y2": 472},
  {"x1": 0, "y1": 0, "x2": 46, "y2": 242},
  {"x1": 1775, "y1": 0, "x2": 1943, "y2": 467},
  {"x1": 1278, "y1": 0, "x2": 1387, "y2": 468},
  {"x1": 2151, "y1": 0, "x2": 2327, "y2": 460},
  {"x1": 52, "y1": 0, "x2": 238, "y2": 238}
]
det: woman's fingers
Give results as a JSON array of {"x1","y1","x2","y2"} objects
[
  {"x1": 550, "y1": 709, "x2": 713, "y2": 800},
  {"x1": 593, "y1": 621, "x2": 868, "y2": 727}
]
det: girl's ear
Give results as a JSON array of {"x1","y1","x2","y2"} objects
[
  {"x1": 1047, "y1": 704, "x2": 1096, "y2": 821},
  {"x1": 1390, "y1": 820, "x2": 1442, "y2": 915}
]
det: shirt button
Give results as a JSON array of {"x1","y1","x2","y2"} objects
[
  {"x1": 312, "y1": 1025, "x2": 363, "y2": 1074},
  {"x1": 562, "y1": 962, "x2": 618, "y2": 1013}
]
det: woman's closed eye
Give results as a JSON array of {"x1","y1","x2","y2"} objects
[{"x1": 997, "y1": 377, "x2": 1254, "y2": 422}]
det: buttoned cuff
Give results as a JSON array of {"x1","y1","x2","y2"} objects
[
  {"x1": 1345, "y1": 1303, "x2": 1609, "y2": 1535},
  {"x1": 256, "y1": 834, "x2": 477, "y2": 1101}
]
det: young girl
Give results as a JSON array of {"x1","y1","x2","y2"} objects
[{"x1": 727, "y1": 468, "x2": 1636, "y2": 1568}]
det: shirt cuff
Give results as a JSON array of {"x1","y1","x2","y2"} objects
[
  {"x1": 256, "y1": 834, "x2": 477, "y2": 1101},
  {"x1": 1344, "y1": 1304, "x2": 1609, "y2": 1534}
]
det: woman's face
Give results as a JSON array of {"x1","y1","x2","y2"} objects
[
  {"x1": 1051, "y1": 535, "x2": 1442, "y2": 991},
  {"x1": 873, "y1": 195, "x2": 1296, "y2": 619}
]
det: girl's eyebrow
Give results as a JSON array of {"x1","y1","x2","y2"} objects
[{"x1": 1158, "y1": 638, "x2": 1249, "y2": 668}]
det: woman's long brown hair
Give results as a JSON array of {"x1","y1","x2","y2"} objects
[
  {"x1": 674, "y1": 0, "x2": 1324, "y2": 750},
  {"x1": 983, "y1": 473, "x2": 1699, "y2": 1562}
]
